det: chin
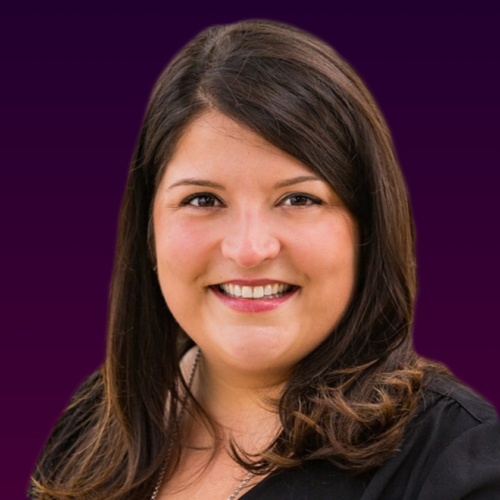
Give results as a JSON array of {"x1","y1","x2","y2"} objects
[{"x1": 210, "y1": 327, "x2": 304, "y2": 375}]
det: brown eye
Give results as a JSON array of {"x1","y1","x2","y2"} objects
[
  {"x1": 182, "y1": 193, "x2": 223, "y2": 207},
  {"x1": 281, "y1": 194, "x2": 322, "y2": 206}
]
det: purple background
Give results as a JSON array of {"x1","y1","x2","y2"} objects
[{"x1": 3, "y1": 4, "x2": 499, "y2": 498}]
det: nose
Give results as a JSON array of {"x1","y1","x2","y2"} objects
[{"x1": 221, "y1": 210, "x2": 281, "y2": 268}]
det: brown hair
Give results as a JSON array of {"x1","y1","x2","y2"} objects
[{"x1": 31, "y1": 20, "x2": 439, "y2": 500}]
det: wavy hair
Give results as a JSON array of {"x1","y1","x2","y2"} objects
[{"x1": 31, "y1": 20, "x2": 440, "y2": 500}]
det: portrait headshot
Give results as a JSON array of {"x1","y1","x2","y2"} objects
[{"x1": 4, "y1": 4, "x2": 498, "y2": 500}]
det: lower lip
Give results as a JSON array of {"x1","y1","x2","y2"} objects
[{"x1": 211, "y1": 286, "x2": 298, "y2": 312}]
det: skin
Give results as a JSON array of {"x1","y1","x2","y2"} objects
[{"x1": 152, "y1": 111, "x2": 358, "y2": 498}]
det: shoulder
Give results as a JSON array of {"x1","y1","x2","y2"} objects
[
  {"x1": 48, "y1": 369, "x2": 104, "y2": 443},
  {"x1": 411, "y1": 373, "x2": 499, "y2": 443},
  {"x1": 239, "y1": 375, "x2": 500, "y2": 500},
  {"x1": 29, "y1": 370, "x2": 104, "y2": 496},
  {"x1": 373, "y1": 374, "x2": 500, "y2": 498},
  {"x1": 422, "y1": 373, "x2": 497, "y2": 423},
  {"x1": 348, "y1": 375, "x2": 499, "y2": 498}
]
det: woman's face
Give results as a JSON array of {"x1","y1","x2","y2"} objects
[{"x1": 153, "y1": 111, "x2": 358, "y2": 382}]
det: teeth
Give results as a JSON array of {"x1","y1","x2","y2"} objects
[{"x1": 219, "y1": 283, "x2": 293, "y2": 299}]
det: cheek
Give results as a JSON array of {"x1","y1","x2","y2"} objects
[
  {"x1": 294, "y1": 216, "x2": 358, "y2": 328},
  {"x1": 293, "y1": 217, "x2": 357, "y2": 273},
  {"x1": 153, "y1": 217, "x2": 227, "y2": 333},
  {"x1": 153, "y1": 220, "x2": 213, "y2": 324},
  {"x1": 154, "y1": 219, "x2": 214, "y2": 277}
]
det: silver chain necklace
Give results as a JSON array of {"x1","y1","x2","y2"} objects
[{"x1": 150, "y1": 348, "x2": 255, "y2": 500}]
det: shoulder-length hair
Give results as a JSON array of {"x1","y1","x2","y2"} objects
[{"x1": 32, "y1": 19, "x2": 434, "y2": 500}]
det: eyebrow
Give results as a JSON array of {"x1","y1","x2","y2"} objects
[
  {"x1": 166, "y1": 179, "x2": 226, "y2": 191},
  {"x1": 166, "y1": 175, "x2": 321, "y2": 191},
  {"x1": 273, "y1": 175, "x2": 322, "y2": 189}
]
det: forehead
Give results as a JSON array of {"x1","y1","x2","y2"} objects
[{"x1": 159, "y1": 111, "x2": 318, "y2": 187}]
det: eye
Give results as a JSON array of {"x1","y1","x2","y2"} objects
[
  {"x1": 181, "y1": 193, "x2": 223, "y2": 208},
  {"x1": 280, "y1": 193, "x2": 323, "y2": 206}
]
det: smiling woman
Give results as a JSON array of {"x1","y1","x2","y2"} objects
[
  {"x1": 30, "y1": 20, "x2": 500, "y2": 500},
  {"x1": 153, "y1": 112, "x2": 358, "y2": 378}
]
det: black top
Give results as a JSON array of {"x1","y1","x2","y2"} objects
[
  {"x1": 31, "y1": 375, "x2": 500, "y2": 499},
  {"x1": 242, "y1": 376, "x2": 500, "y2": 499}
]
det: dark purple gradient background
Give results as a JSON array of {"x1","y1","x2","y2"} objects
[{"x1": 3, "y1": 4, "x2": 499, "y2": 498}]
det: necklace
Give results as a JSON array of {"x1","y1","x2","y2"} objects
[{"x1": 150, "y1": 348, "x2": 255, "y2": 500}]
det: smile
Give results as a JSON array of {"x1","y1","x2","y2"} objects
[
  {"x1": 211, "y1": 282, "x2": 298, "y2": 313},
  {"x1": 218, "y1": 283, "x2": 294, "y2": 299}
]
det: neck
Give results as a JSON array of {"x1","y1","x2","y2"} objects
[{"x1": 181, "y1": 347, "x2": 284, "y2": 453}]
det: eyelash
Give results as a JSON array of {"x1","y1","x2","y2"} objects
[
  {"x1": 280, "y1": 193, "x2": 323, "y2": 206},
  {"x1": 180, "y1": 192, "x2": 323, "y2": 208},
  {"x1": 180, "y1": 192, "x2": 223, "y2": 208}
]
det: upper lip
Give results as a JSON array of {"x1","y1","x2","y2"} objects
[{"x1": 214, "y1": 279, "x2": 295, "y2": 286}]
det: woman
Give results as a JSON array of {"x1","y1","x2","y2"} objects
[{"x1": 30, "y1": 20, "x2": 500, "y2": 500}]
